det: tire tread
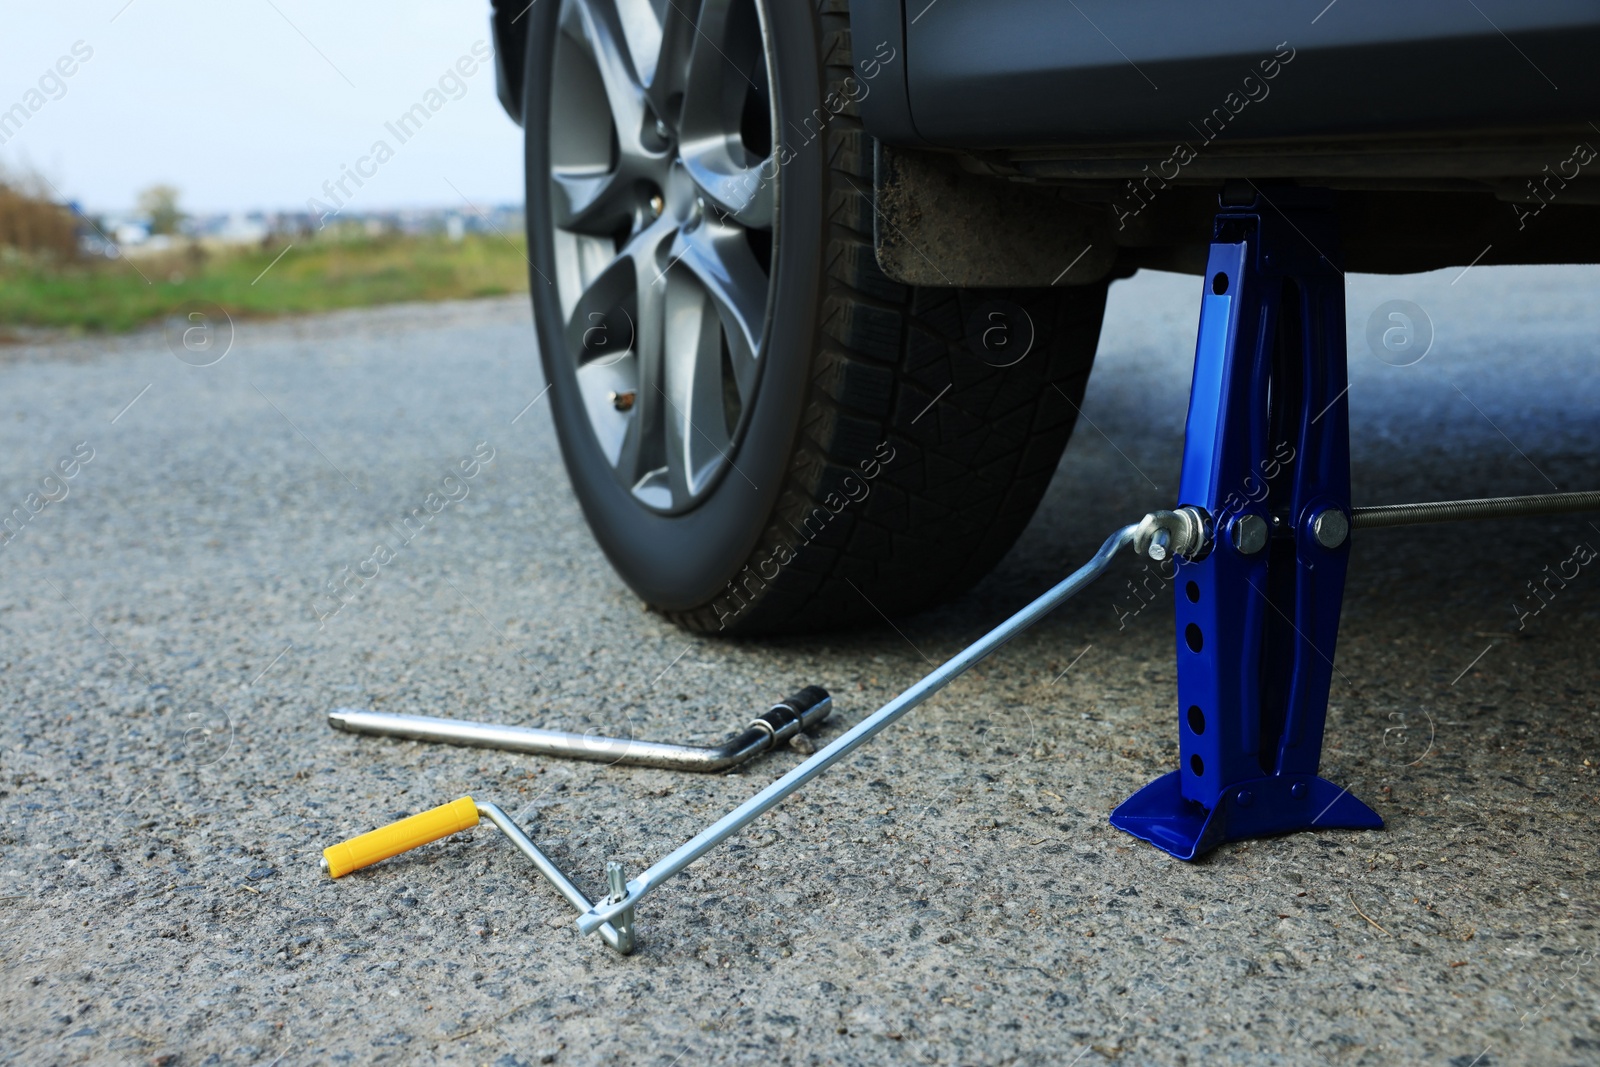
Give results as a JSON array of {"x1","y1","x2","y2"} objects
[{"x1": 663, "y1": 1, "x2": 1107, "y2": 634}]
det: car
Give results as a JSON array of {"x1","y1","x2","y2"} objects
[{"x1": 486, "y1": 0, "x2": 1600, "y2": 635}]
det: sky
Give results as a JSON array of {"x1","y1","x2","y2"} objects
[{"x1": 0, "y1": 0, "x2": 525, "y2": 215}]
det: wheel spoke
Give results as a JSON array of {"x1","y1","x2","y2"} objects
[
  {"x1": 675, "y1": 0, "x2": 772, "y2": 228},
  {"x1": 560, "y1": 0, "x2": 650, "y2": 162},
  {"x1": 638, "y1": 0, "x2": 696, "y2": 114},
  {"x1": 611, "y1": 0, "x2": 664, "y2": 86},
  {"x1": 662, "y1": 271, "x2": 733, "y2": 503},
  {"x1": 669, "y1": 221, "x2": 765, "y2": 402},
  {"x1": 626, "y1": 230, "x2": 671, "y2": 491},
  {"x1": 679, "y1": 0, "x2": 759, "y2": 91},
  {"x1": 550, "y1": 169, "x2": 635, "y2": 235},
  {"x1": 680, "y1": 150, "x2": 774, "y2": 229}
]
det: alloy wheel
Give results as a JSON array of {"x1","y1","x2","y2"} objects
[{"x1": 547, "y1": 0, "x2": 778, "y2": 514}]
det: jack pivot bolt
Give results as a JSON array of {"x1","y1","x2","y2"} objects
[
  {"x1": 1311, "y1": 508, "x2": 1350, "y2": 549},
  {"x1": 1231, "y1": 513, "x2": 1268, "y2": 555}
]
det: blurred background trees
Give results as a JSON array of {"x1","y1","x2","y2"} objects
[{"x1": 135, "y1": 183, "x2": 183, "y2": 236}]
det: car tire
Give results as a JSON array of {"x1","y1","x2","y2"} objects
[{"x1": 523, "y1": 0, "x2": 1108, "y2": 635}]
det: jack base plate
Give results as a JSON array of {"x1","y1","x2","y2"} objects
[{"x1": 1109, "y1": 771, "x2": 1383, "y2": 861}]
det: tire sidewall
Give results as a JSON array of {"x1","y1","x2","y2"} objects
[{"x1": 523, "y1": 0, "x2": 825, "y2": 612}]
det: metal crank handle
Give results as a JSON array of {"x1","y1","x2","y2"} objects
[
  {"x1": 320, "y1": 796, "x2": 635, "y2": 953},
  {"x1": 576, "y1": 523, "x2": 1139, "y2": 937}
]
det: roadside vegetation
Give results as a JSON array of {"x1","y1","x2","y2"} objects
[{"x1": 0, "y1": 174, "x2": 530, "y2": 335}]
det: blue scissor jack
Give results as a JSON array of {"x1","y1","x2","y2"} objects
[{"x1": 1110, "y1": 188, "x2": 1384, "y2": 860}]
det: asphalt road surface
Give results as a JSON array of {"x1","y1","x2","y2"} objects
[{"x1": 1, "y1": 266, "x2": 1597, "y2": 1066}]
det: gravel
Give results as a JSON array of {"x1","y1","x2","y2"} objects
[{"x1": 0, "y1": 269, "x2": 1596, "y2": 1066}]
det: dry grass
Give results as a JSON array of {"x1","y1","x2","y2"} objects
[{"x1": 0, "y1": 172, "x2": 77, "y2": 261}]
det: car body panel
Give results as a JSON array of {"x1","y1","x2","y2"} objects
[{"x1": 855, "y1": 0, "x2": 1600, "y2": 147}]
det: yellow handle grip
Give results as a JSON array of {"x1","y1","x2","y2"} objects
[{"x1": 322, "y1": 796, "x2": 479, "y2": 878}]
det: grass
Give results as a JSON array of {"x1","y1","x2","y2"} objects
[{"x1": 0, "y1": 232, "x2": 532, "y2": 334}]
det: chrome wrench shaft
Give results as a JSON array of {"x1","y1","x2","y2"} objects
[{"x1": 328, "y1": 687, "x2": 832, "y2": 773}]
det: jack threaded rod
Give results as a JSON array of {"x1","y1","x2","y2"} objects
[{"x1": 1351, "y1": 490, "x2": 1600, "y2": 530}]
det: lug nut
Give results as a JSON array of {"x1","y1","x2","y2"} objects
[
  {"x1": 648, "y1": 194, "x2": 664, "y2": 219},
  {"x1": 654, "y1": 118, "x2": 669, "y2": 141},
  {"x1": 609, "y1": 391, "x2": 637, "y2": 412},
  {"x1": 1231, "y1": 513, "x2": 1268, "y2": 555},
  {"x1": 1311, "y1": 508, "x2": 1349, "y2": 548}
]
